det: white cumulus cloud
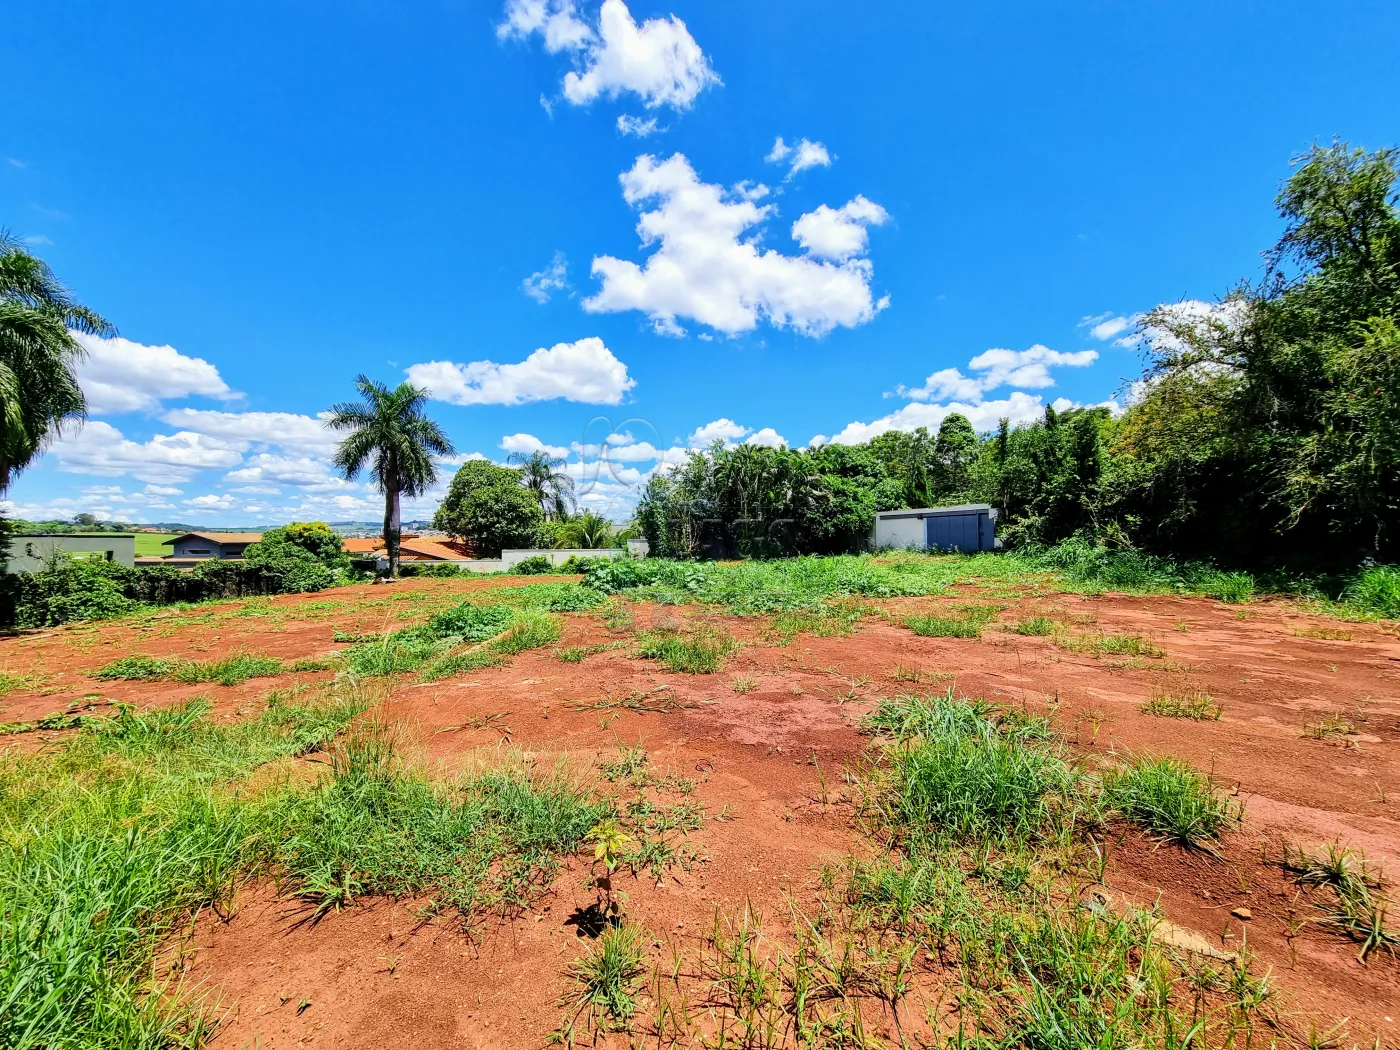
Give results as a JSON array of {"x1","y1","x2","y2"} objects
[
  {"x1": 500, "y1": 433, "x2": 571, "y2": 459},
  {"x1": 898, "y1": 345, "x2": 1098, "y2": 402},
  {"x1": 407, "y1": 337, "x2": 635, "y2": 406},
  {"x1": 766, "y1": 136, "x2": 832, "y2": 179},
  {"x1": 791, "y1": 196, "x2": 888, "y2": 261},
  {"x1": 503, "y1": 0, "x2": 718, "y2": 111},
  {"x1": 522, "y1": 251, "x2": 569, "y2": 303},
  {"x1": 744, "y1": 427, "x2": 788, "y2": 448},
  {"x1": 584, "y1": 153, "x2": 889, "y2": 337},
  {"x1": 688, "y1": 418, "x2": 750, "y2": 447},
  {"x1": 72, "y1": 333, "x2": 239, "y2": 415},
  {"x1": 51, "y1": 421, "x2": 245, "y2": 484},
  {"x1": 158, "y1": 409, "x2": 339, "y2": 453}
]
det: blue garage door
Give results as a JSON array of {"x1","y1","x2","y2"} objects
[{"x1": 926, "y1": 513, "x2": 981, "y2": 552}]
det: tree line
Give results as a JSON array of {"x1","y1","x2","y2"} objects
[
  {"x1": 638, "y1": 142, "x2": 1400, "y2": 573},
  {"x1": 2, "y1": 141, "x2": 1396, "y2": 581}
]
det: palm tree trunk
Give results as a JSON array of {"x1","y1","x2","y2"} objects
[{"x1": 384, "y1": 462, "x2": 402, "y2": 577}]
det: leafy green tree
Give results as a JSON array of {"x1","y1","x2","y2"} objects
[
  {"x1": 508, "y1": 448, "x2": 576, "y2": 520},
  {"x1": 326, "y1": 376, "x2": 454, "y2": 576},
  {"x1": 258, "y1": 522, "x2": 349, "y2": 568},
  {"x1": 434, "y1": 460, "x2": 543, "y2": 557},
  {"x1": 0, "y1": 233, "x2": 114, "y2": 492},
  {"x1": 932, "y1": 413, "x2": 979, "y2": 498}
]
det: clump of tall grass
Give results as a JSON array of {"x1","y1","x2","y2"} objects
[
  {"x1": 0, "y1": 690, "x2": 366, "y2": 1049},
  {"x1": 1343, "y1": 564, "x2": 1400, "y2": 619},
  {"x1": 1055, "y1": 631, "x2": 1163, "y2": 658},
  {"x1": 1101, "y1": 755, "x2": 1236, "y2": 848},
  {"x1": 903, "y1": 614, "x2": 982, "y2": 639},
  {"x1": 863, "y1": 692, "x2": 1079, "y2": 843},
  {"x1": 1010, "y1": 616, "x2": 1057, "y2": 635},
  {"x1": 556, "y1": 923, "x2": 649, "y2": 1039},
  {"x1": 1280, "y1": 843, "x2": 1397, "y2": 962},
  {"x1": 491, "y1": 608, "x2": 563, "y2": 654},
  {"x1": 92, "y1": 651, "x2": 286, "y2": 686},
  {"x1": 635, "y1": 624, "x2": 735, "y2": 673},
  {"x1": 1142, "y1": 689, "x2": 1223, "y2": 720},
  {"x1": 269, "y1": 729, "x2": 608, "y2": 917}
]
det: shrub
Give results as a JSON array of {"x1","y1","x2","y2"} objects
[
  {"x1": 238, "y1": 540, "x2": 335, "y2": 593},
  {"x1": 428, "y1": 601, "x2": 515, "y2": 641},
  {"x1": 558, "y1": 555, "x2": 614, "y2": 574},
  {"x1": 258, "y1": 522, "x2": 349, "y2": 568},
  {"x1": 511, "y1": 555, "x2": 554, "y2": 576},
  {"x1": 9, "y1": 555, "x2": 142, "y2": 627}
]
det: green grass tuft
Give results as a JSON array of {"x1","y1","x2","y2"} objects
[
  {"x1": 1010, "y1": 616, "x2": 1056, "y2": 636},
  {"x1": 903, "y1": 615, "x2": 982, "y2": 639},
  {"x1": 635, "y1": 625, "x2": 735, "y2": 673},
  {"x1": 1102, "y1": 755, "x2": 1235, "y2": 847},
  {"x1": 1141, "y1": 690, "x2": 1222, "y2": 720}
]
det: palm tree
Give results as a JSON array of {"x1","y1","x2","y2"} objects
[
  {"x1": 556, "y1": 510, "x2": 614, "y2": 549},
  {"x1": 326, "y1": 375, "x2": 454, "y2": 576},
  {"x1": 508, "y1": 448, "x2": 575, "y2": 520},
  {"x1": 0, "y1": 233, "x2": 114, "y2": 492}
]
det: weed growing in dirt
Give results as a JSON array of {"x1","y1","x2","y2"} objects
[
  {"x1": 635, "y1": 624, "x2": 735, "y2": 673},
  {"x1": 92, "y1": 651, "x2": 286, "y2": 686},
  {"x1": 1011, "y1": 616, "x2": 1057, "y2": 635},
  {"x1": 730, "y1": 673, "x2": 756, "y2": 693},
  {"x1": 598, "y1": 745, "x2": 650, "y2": 786},
  {"x1": 890, "y1": 665, "x2": 953, "y2": 685},
  {"x1": 1303, "y1": 713, "x2": 1357, "y2": 739},
  {"x1": 554, "y1": 642, "x2": 624, "y2": 663},
  {"x1": 555, "y1": 923, "x2": 649, "y2": 1042},
  {"x1": 903, "y1": 614, "x2": 982, "y2": 639},
  {"x1": 1280, "y1": 843, "x2": 1397, "y2": 962},
  {"x1": 1056, "y1": 631, "x2": 1163, "y2": 658},
  {"x1": 0, "y1": 670, "x2": 43, "y2": 695},
  {"x1": 567, "y1": 687, "x2": 694, "y2": 714},
  {"x1": 1102, "y1": 755, "x2": 1236, "y2": 848},
  {"x1": 0, "y1": 686, "x2": 367, "y2": 1050},
  {"x1": 1142, "y1": 689, "x2": 1223, "y2": 720},
  {"x1": 269, "y1": 729, "x2": 608, "y2": 917},
  {"x1": 418, "y1": 649, "x2": 505, "y2": 682}
]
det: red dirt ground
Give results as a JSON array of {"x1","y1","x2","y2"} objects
[{"x1": 3, "y1": 576, "x2": 1398, "y2": 1048}]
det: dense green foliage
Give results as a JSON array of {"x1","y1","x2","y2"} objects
[
  {"x1": 636, "y1": 143, "x2": 1400, "y2": 575},
  {"x1": 433, "y1": 460, "x2": 544, "y2": 557},
  {"x1": 507, "y1": 448, "x2": 575, "y2": 520},
  {"x1": 327, "y1": 375, "x2": 454, "y2": 575},
  {"x1": 1, "y1": 546, "x2": 338, "y2": 628},
  {"x1": 0, "y1": 234, "x2": 113, "y2": 493},
  {"x1": 255, "y1": 521, "x2": 349, "y2": 568}
]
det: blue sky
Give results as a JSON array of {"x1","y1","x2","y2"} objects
[{"x1": 4, "y1": 0, "x2": 1398, "y2": 525}]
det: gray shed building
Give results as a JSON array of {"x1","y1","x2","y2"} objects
[
  {"x1": 3, "y1": 533, "x2": 137, "y2": 573},
  {"x1": 167, "y1": 532, "x2": 263, "y2": 560},
  {"x1": 872, "y1": 504, "x2": 997, "y2": 553}
]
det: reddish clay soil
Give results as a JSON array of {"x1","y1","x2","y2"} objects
[{"x1": 3, "y1": 577, "x2": 1398, "y2": 1048}]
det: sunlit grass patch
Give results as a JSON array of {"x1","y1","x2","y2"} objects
[
  {"x1": 635, "y1": 624, "x2": 735, "y2": 673},
  {"x1": 92, "y1": 652, "x2": 287, "y2": 686},
  {"x1": 1280, "y1": 843, "x2": 1397, "y2": 963},
  {"x1": 0, "y1": 670, "x2": 44, "y2": 696},
  {"x1": 492, "y1": 609, "x2": 563, "y2": 654},
  {"x1": 1293, "y1": 625, "x2": 1353, "y2": 641},
  {"x1": 1141, "y1": 689, "x2": 1223, "y2": 721},
  {"x1": 1010, "y1": 616, "x2": 1057, "y2": 636},
  {"x1": 1102, "y1": 755, "x2": 1235, "y2": 848},
  {"x1": 1055, "y1": 631, "x2": 1163, "y2": 658},
  {"x1": 903, "y1": 614, "x2": 982, "y2": 639},
  {"x1": 555, "y1": 923, "x2": 649, "y2": 1040}
]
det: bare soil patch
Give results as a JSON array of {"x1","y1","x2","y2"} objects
[{"x1": 4, "y1": 576, "x2": 1397, "y2": 1047}]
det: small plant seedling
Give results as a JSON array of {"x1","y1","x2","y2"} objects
[{"x1": 730, "y1": 674, "x2": 756, "y2": 693}]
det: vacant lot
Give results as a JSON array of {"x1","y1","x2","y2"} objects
[{"x1": 2, "y1": 555, "x2": 1397, "y2": 1049}]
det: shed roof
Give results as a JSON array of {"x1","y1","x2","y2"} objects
[{"x1": 170, "y1": 532, "x2": 265, "y2": 544}]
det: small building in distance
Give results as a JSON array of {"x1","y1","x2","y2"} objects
[
  {"x1": 166, "y1": 532, "x2": 264, "y2": 561},
  {"x1": 872, "y1": 505, "x2": 997, "y2": 553},
  {"x1": 3, "y1": 533, "x2": 137, "y2": 573}
]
